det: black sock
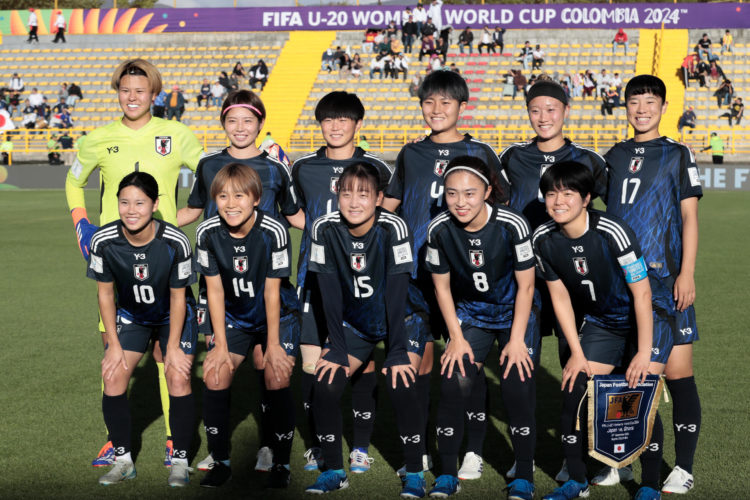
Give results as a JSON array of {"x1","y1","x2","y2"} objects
[
  {"x1": 351, "y1": 371, "x2": 377, "y2": 450},
  {"x1": 667, "y1": 377, "x2": 701, "y2": 473},
  {"x1": 436, "y1": 358, "x2": 477, "y2": 477},
  {"x1": 389, "y1": 374, "x2": 424, "y2": 473},
  {"x1": 312, "y1": 368, "x2": 348, "y2": 470},
  {"x1": 416, "y1": 372, "x2": 432, "y2": 447},
  {"x1": 203, "y1": 387, "x2": 231, "y2": 461},
  {"x1": 256, "y1": 369, "x2": 273, "y2": 449},
  {"x1": 464, "y1": 367, "x2": 488, "y2": 456},
  {"x1": 301, "y1": 371, "x2": 319, "y2": 448},
  {"x1": 640, "y1": 412, "x2": 663, "y2": 489},
  {"x1": 500, "y1": 361, "x2": 536, "y2": 481},
  {"x1": 560, "y1": 373, "x2": 589, "y2": 483},
  {"x1": 102, "y1": 392, "x2": 131, "y2": 458},
  {"x1": 169, "y1": 394, "x2": 195, "y2": 462},
  {"x1": 268, "y1": 387, "x2": 295, "y2": 465}
]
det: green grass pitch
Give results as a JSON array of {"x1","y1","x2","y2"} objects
[{"x1": 0, "y1": 189, "x2": 747, "y2": 499}]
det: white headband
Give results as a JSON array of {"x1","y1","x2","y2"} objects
[{"x1": 445, "y1": 166, "x2": 490, "y2": 186}]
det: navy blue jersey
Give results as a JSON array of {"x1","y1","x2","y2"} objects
[
  {"x1": 532, "y1": 210, "x2": 648, "y2": 330},
  {"x1": 498, "y1": 138, "x2": 608, "y2": 230},
  {"x1": 87, "y1": 220, "x2": 195, "y2": 325},
  {"x1": 308, "y1": 208, "x2": 413, "y2": 340},
  {"x1": 291, "y1": 146, "x2": 393, "y2": 288},
  {"x1": 195, "y1": 210, "x2": 298, "y2": 332},
  {"x1": 425, "y1": 204, "x2": 535, "y2": 329},
  {"x1": 187, "y1": 148, "x2": 297, "y2": 221},
  {"x1": 604, "y1": 137, "x2": 702, "y2": 279}
]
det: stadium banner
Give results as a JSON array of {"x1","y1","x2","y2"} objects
[
  {"x1": 587, "y1": 374, "x2": 664, "y2": 468},
  {"x1": 2, "y1": 3, "x2": 748, "y2": 35}
]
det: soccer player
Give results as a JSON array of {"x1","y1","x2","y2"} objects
[
  {"x1": 304, "y1": 162, "x2": 426, "y2": 497},
  {"x1": 424, "y1": 157, "x2": 538, "y2": 499},
  {"x1": 292, "y1": 91, "x2": 393, "y2": 473},
  {"x1": 382, "y1": 70, "x2": 505, "y2": 479},
  {"x1": 176, "y1": 90, "x2": 303, "y2": 473},
  {"x1": 599, "y1": 75, "x2": 702, "y2": 494},
  {"x1": 532, "y1": 161, "x2": 665, "y2": 500},
  {"x1": 87, "y1": 172, "x2": 197, "y2": 487},
  {"x1": 65, "y1": 59, "x2": 203, "y2": 468},
  {"x1": 195, "y1": 163, "x2": 299, "y2": 488}
]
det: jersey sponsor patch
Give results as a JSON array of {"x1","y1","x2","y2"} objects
[
  {"x1": 70, "y1": 157, "x2": 83, "y2": 179},
  {"x1": 628, "y1": 157, "x2": 644, "y2": 173},
  {"x1": 233, "y1": 256, "x2": 248, "y2": 273},
  {"x1": 515, "y1": 241, "x2": 534, "y2": 262},
  {"x1": 272, "y1": 250, "x2": 289, "y2": 270},
  {"x1": 310, "y1": 243, "x2": 325, "y2": 265},
  {"x1": 155, "y1": 136, "x2": 172, "y2": 156},
  {"x1": 622, "y1": 255, "x2": 648, "y2": 283},
  {"x1": 393, "y1": 242, "x2": 413, "y2": 265},
  {"x1": 197, "y1": 249, "x2": 209, "y2": 268},
  {"x1": 178, "y1": 260, "x2": 192, "y2": 280},
  {"x1": 90, "y1": 254, "x2": 103, "y2": 274},
  {"x1": 434, "y1": 159, "x2": 448, "y2": 177},
  {"x1": 469, "y1": 249, "x2": 484, "y2": 268},
  {"x1": 573, "y1": 257, "x2": 588, "y2": 276},
  {"x1": 133, "y1": 264, "x2": 149, "y2": 281},
  {"x1": 426, "y1": 246, "x2": 440, "y2": 266},
  {"x1": 688, "y1": 166, "x2": 701, "y2": 187},
  {"x1": 350, "y1": 252, "x2": 366, "y2": 271}
]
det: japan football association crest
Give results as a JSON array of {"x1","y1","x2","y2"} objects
[
  {"x1": 469, "y1": 250, "x2": 484, "y2": 268},
  {"x1": 196, "y1": 308, "x2": 206, "y2": 326},
  {"x1": 330, "y1": 177, "x2": 340, "y2": 194},
  {"x1": 628, "y1": 157, "x2": 644, "y2": 174},
  {"x1": 133, "y1": 264, "x2": 149, "y2": 281},
  {"x1": 233, "y1": 256, "x2": 248, "y2": 273},
  {"x1": 434, "y1": 159, "x2": 449, "y2": 177},
  {"x1": 155, "y1": 136, "x2": 172, "y2": 156},
  {"x1": 573, "y1": 257, "x2": 589, "y2": 276},
  {"x1": 350, "y1": 253, "x2": 366, "y2": 272}
]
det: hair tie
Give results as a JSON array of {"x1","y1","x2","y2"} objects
[
  {"x1": 222, "y1": 103, "x2": 263, "y2": 117},
  {"x1": 445, "y1": 166, "x2": 490, "y2": 186}
]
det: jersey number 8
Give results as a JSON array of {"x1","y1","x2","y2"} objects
[{"x1": 472, "y1": 272, "x2": 489, "y2": 292}]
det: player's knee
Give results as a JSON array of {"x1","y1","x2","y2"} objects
[
  {"x1": 166, "y1": 372, "x2": 191, "y2": 394},
  {"x1": 264, "y1": 370, "x2": 291, "y2": 391}
]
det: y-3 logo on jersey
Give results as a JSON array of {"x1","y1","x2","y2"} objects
[
  {"x1": 571, "y1": 246, "x2": 584, "y2": 253},
  {"x1": 543, "y1": 155, "x2": 555, "y2": 162},
  {"x1": 434, "y1": 159, "x2": 449, "y2": 177},
  {"x1": 438, "y1": 149, "x2": 450, "y2": 156},
  {"x1": 234, "y1": 246, "x2": 245, "y2": 253},
  {"x1": 634, "y1": 147, "x2": 645, "y2": 154},
  {"x1": 351, "y1": 253, "x2": 366, "y2": 271},
  {"x1": 352, "y1": 242, "x2": 364, "y2": 249},
  {"x1": 629, "y1": 157, "x2": 644, "y2": 173},
  {"x1": 470, "y1": 250, "x2": 484, "y2": 268},
  {"x1": 134, "y1": 253, "x2": 146, "y2": 260},
  {"x1": 133, "y1": 264, "x2": 149, "y2": 281},
  {"x1": 468, "y1": 238, "x2": 482, "y2": 246},
  {"x1": 106, "y1": 146, "x2": 119, "y2": 154},
  {"x1": 332, "y1": 167, "x2": 344, "y2": 174}
]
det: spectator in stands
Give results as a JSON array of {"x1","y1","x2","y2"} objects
[
  {"x1": 611, "y1": 71, "x2": 623, "y2": 97},
  {"x1": 52, "y1": 10, "x2": 66, "y2": 44},
  {"x1": 357, "y1": 135, "x2": 370, "y2": 151},
  {"x1": 22, "y1": 100, "x2": 36, "y2": 129},
  {"x1": 232, "y1": 61, "x2": 246, "y2": 82},
  {"x1": 377, "y1": 31, "x2": 392, "y2": 55},
  {"x1": 570, "y1": 73, "x2": 582, "y2": 98},
  {"x1": 701, "y1": 132, "x2": 724, "y2": 164},
  {"x1": 413, "y1": 3, "x2": 428, "y2": 36},
  {"x1": 419, "y1": 34, "x2": 436, "y2": 62},
  {"x1": 152, "y1": 88, "x2": 167, "y2": 118},
  {"x1": 58, "y1": 130, "x2": 74, "y2": 165},
  {"x1": 437, "y1": 26, "x2": 451, "y2": 61},
  {"x1": 166, "y1": 85, "x2": 185, "y2": 122},
  {"x1": 386, "y1": 21, "x2": 399, "y2": 39},
  {"x1": 58, "y1": 83, "x2": 68, "y2": 103},
  {"x1": 391, "y1": 36, "x2": 404, "y2": 56},
  {"x1": 532, "y1": 45, "x2": 545, "y2": 70},
  {"x1": 709, "y1": 61, "x2": 724, "y2": 84},
  {"x1": 612, "y1": 28, "x2": 628, "y2": 54},
  {"x1": 402, "y1": 7, "x2": 413, "y2": 25},
  {"x1": 596, "y1": 69, "x2": 613, "y2": 97},
  {"x1": 10, "y1": 73, "x2": 24, "y2": 94},
  {"x1": 518, "y1": 41, "x2": 533, "y2": 71},
  {"x1": 402, "y1": 15, "x2": 417, "y2": 54},
  {"x1": 197, "y1": 78, "x2": 211, "y2": 108},
  {"x1": 53, "y1": 96, "x2": 67, "y2": 115},
  {"x1": 369, "y1": 54, "x2": 386, "y2": 79},
  {"x1": 430, "y1": 53, "x2": 442, "y2": 72},
  {"x1": 27, "y1": 8, "x2": 39, "y2": 44},
  {"x1": 350, "y1": 54, "x2": 363, "y2": 79},
  {"x1": 67, "y1": 83, "x2": 82, "y2": 107},
  {"x1": 695, "y1": 58, "x2": 710, "y2": 88},
  {"x1": 721, "y1": 30, "x2": 733, "y2": 55},
  {"x1": 9, "y1": 92, "x2": 21, "y2": 117},
  {"x1": 408, "y1": 74, "x2": 422, "y2": 98},
  {"x1": 696, "y1": 33, "x2": 714, "y2": 61},
  {"x1": 1, "y1": 134, "x2": 12, "y2": 165},
  {"x1": 60, "y1": 107, "x2": 73, "y2": 129},
  {"x1": 363, "y1": 28, "x2": 377, "y2": 54},
  {"x1": 560, "y1": 80, "x2": 571, "y2": 100},
  {"x1": 681, "y1": 53, "x2": 699, "y2": 87},
  {"x1": 677, "y1": 106, "x2": 697, "y2": 133},
  {"x1": 458, "y1": 27, "x2": 474, "y2": 54},
  {"x1": 428, "y1": 0, "x2": 444, "y2": 31},
  {"x1": 478, "y1": 27, "x2": 493, "y2": 54},
  {"x1": 714, "y1": 78, "x2": 733, "y2": 108},
  {"x1": 28, "y1": 88, "x2": 43, "y2": 109},
  {"x1": 47, "y1": 135, "x2": 62, "y2": 164},
  {"x1": 249, "y1": 60, "x2": 269, "y2": 90},
  {"x1": 719, "y1": 97, "x2": 743, "y2": 126},
  {"x1": 600, "y1": 86, "x2": 621, "y2": 116},
  {"x1": 512, "y1": 69, "x2": 527, "y2": 99},
  {"x1": 219, "y1": 71, "x2": 234, "y2": 94},
  {"x1": 493, "y1": 27, "x2": 507, "y2": 54},
  {"x1": 38, "y1": 97, "x2": 51, "y2": 123},
  {"x1": 421, "y1": 17, "x2": 437, "y2": 38},
  {"x1": 321, "y1": 48, "x2": 335, "y2": 72},
  {"x1": 449, "y1": 62, "x2": 459, "y2": 74},
  {"x1": 210, "y1": 79, "x2": 225, "y2": 107},
  {"x1": 582, "y1": 70, "x2": 596, "y2": 98},
  {"x1": 393, "y1": 53, "x2": 409, "y2": 81}
]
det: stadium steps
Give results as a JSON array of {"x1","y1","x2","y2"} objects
[
  {"x1": 655, "y1": 29, "x2": 689, "y2": 139},
  {"x1": 260, "y1": 31, "x2": 336, "y2": 150}
]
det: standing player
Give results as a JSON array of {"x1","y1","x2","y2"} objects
[
  {"x1": 87, "y1": 172, "x2": 197, "y2": 487},
  {"x1": 599, "y1": 75, "x2": 702, "y2": 494},
  {"x1": 382, "y1": 70, "x2": 506, "y2": 479},
  {"x1": 532, "y1": 162, "x2": 665, "y2": 500},
  {"x1": 66, "y1": 58, "x2": 203, "y2": 468},
  {"x1": 304, "y1": 163, "x2": 426, "y2": 497},
  {"x1": 177, "y1": 90, "x2": 303, "y2": 473},
  {"x1": 292, "y1": 91, "x2": 393, "y2": 473},
  {"x1": 424, "y1": 157, "x2": 538, "y2": 500},
  {"x1": 196, "y1": 164, "x2": 299, "y2": 488}
]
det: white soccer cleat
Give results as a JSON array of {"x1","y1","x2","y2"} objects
[
  {"x1": 661, "y1": 465, "x2": 694, "y2": 494},
  {"x1": 554, "y1": 459, "x2": 570, "y2": 483},
  {"x1": 167, "y1": 461, "x2": 191, "y2": 487},
  {"x1": 255, "y1": 446, "x2": 274, "y2": 472},
  {"x1": 506, "y1": 460, "x2": 537, "y2": 479},
  {"x1": 457, "y1": 452, "x2": 483, "y2": 480},
  {"x1": 197, "y1": 453, "x2": 215, "y2": 471},
  {"x1": 98, "y1": 459, "x2": 136, "y2": 485},
  {"x1": 591, "y1": 464, "x2": 634, "y2": 486}
]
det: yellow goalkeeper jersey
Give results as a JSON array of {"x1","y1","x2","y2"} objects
[{"x1": 65, "y1": 117, "x2": 203, "y2": 225}]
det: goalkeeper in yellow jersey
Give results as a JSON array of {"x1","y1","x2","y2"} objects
[{"x1": 65, "y1": 58, "x2": 203, "y2": 467}]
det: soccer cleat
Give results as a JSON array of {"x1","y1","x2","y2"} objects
[
  {"x1": 508, "y1": 478, "x2": 535, "y2": 500},
  {"x1": 303, "y1": 447, "x2": 323, "y2": 471},
  {"x1": 200, "y1": 461, "x2": 232, "y2": 488},
  {"x1": 164, "y1": 439, "x2": 174, "y2": 467},
  {"x1": 305, "y1": 470, "x2": 349, "y2": 494},
  {"x1": 506, "y1": 460, "x2": 537, "y2": 479},
  {"x1": 635, "y1": 486, "x2": 661, "y2": 500},
  {"x1": 542, "y1": 479, "x2": 590, "y2": 500},
  {"x1": 458, "y1": 452, "x2": 484, "y2": 480},
  {"x1": 197, "y1": 452, "x2": 215, "y2": 471},
  {"x1": 591, "y1": 464, "x2": 633, "y2": 486},
  {"x1": 350, "y1": 448, "x2": 375, "y2": 473},
  {"x1": 98, "y1": 460, "x2": 136, "y2": 485},
  {"x1": 397, "y1": 454, "x2": 433, "y2": 477},
  {"x1": 255, "y1": 446, "x2": 274, "y2": 472},
  {"x1": 92, "y1": 441, "x2": 115, "y2": 467},
  {"x1": 661, "y1": 465, "x2": 694, "y2": 494},
  {"x1": 266, "y1": 464, "x2": 291, "y2": 488},
  {"x1": 428, "y1": 474, "x2": 461, "y2": 498},
  {"x1": 167, "y1": 461, "x2": 190, "y2": 487},
  {"x1": 401, "y1": 471, "x2": 427, "y2": 498},
  {"x1": 554, "y1": 460, "x2": 570, "y2": 483}
]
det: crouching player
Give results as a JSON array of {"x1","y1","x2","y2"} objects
[
  {"x1": 304, "y1": 163, "x2": 427, "y2": 497},
  {"x1": 195, "y1": 163, "x2": 299, "y2": 488},
  {"x1": 87, "y1": 172, "x2": 197, "y2": 487},
  {"x1": 424, "y1": 157, "x2": 538, "y2": 500},
  {"x1": 532, "y1": 162, "x2": 665, "y2": 500}
]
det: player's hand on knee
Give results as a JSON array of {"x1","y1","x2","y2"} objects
[
  {"x1": 562, "y1": 353, "x2": 591, "y2": 393},
  {"x1": 384, "y1": 363, "x2": 417, "y2": 389},
  {"x1": 203, "y1": 346, "x2": 233, "y2": 386},
  {"x1": 440, "y1": 337, "x2": 474, "y2": 379},
  {"x1": 315, "y1": 358, "x2": 349, "y2": 383},
  {"x1": 75, "y1": 217, "x2": 99, "y2": 261},
  {"x1": 264, "y1": 343, "x2": 294, "y2": 382},
  {"x1": 102, "y1": 343, "x2": 128, "y2": 381},
  {"x1": 165, "y1": 345, "x2": 192, "y2": 381},
  {"x1": 500, "y1": 339, "x2": 533, "y2": 381}
]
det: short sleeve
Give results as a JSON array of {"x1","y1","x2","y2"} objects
[
  {"x1": 500, "y1": 208, "x2": 535, "y2": 271},
  {"x1": 532, "y1": 234, "x2": 559, "y2": 282},
  {"x1": 179, "y1": 126, "x2": 203, "y2": 173},
  {"x1": 290, "y1": 161, "x2": 307, "y2": 211},
  {"x1": 86, "y1": 236, "x2": 113, "y2": 283},
  {"x1": 678, "y1": 145, "x2": 703, "y2": 201},
  {"x1": 168, "y1": 228, "x2": 196, "y2": 289},
  {"x1": 424, "y1": 226, "x2": 449, "y2": 274},
  {"x1": 308, "y1": 221, "x2": 336, "y2": 274},
  {"x1": 195, "y1": 228, "x2": 220, "y2": 277},
  {"x1": 383, "y1": 214, "x2": 413, "y2": 275},
  {"x1": 384, "y1": 148, "x2": 405, "y2": 201},
  {"x1": 264, "y1": 216, "x2": 293, "y2": 279},
  {"x1": 274, "y1": 161, "x2": 299, "y2": 216},
  {"x1": 609, "y1": 219, "x2": 648, "y2": 284}
]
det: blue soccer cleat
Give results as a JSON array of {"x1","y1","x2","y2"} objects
[
  {"x1": 305, "y1": 470, "x2": 349, "y2": 494},
  {"x1": 634, "y1": 486, "x2": 661, "y2": 500},
  {"x1": 429, "y1": 474, "x2": 461, "y2": 498},
  {"x1": 508, "y1": 478, "x2": 535, "y2": 500},
  {"x1": 92, "y1": 441, "x2": 115, "y2": 467},
  {"x1": 542, "y1": 479, "x2": 590, "y2": 500},
  {"x1": 401, "y1": 471, "x2": 426, "y2": 498}
]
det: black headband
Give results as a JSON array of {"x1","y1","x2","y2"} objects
[{"x1": 525, "y1": 81, "x2": 568, "y2": 106}]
